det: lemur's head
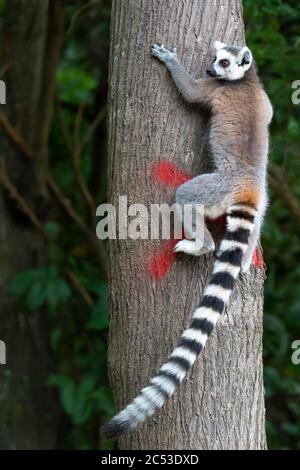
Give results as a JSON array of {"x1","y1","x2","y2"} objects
[{"x1": 206, "y1": 41, "x2": 253, "y2": 81}]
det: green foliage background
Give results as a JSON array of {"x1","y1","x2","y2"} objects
[
  {"x1": 3, "y1": 0, "x2": 300, "y2": 449},
  {"x1": 244, "y1": 0, "x2": 300, "y2": 449}
]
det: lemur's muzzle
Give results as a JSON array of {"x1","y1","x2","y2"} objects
[{"x1": 206, "y1": 67, "x2": 218, "y2": 77}]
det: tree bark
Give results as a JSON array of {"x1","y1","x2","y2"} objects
[
  {"x1": 107, "y1": 0, "x2": 267, "y2": 450},
  {"x1": 0, "y1": 0, "x2": 64, "y2": 449}
]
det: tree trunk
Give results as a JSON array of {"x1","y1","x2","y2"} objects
[
  {"x1": 107, "y1": 0, "x2": 267, "y2": 450},
  {"x1": 0, "y1": 0, "x2": 64, "y2": 449}
]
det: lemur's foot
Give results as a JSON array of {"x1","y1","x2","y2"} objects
[
  {"x1": 174, "y1": 239, "x2": 215, "y2": 257},
  {"x1": 151, "y1": 43, "x2": 177, "y2": 64}
]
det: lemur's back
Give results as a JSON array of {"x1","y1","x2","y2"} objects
[{"x1": 209, "y1": 70, "x2": 270, "y2": 176}]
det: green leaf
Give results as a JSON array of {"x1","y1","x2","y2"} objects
[
  {"x1": 25, "y1": 282, "x2": 47, "y2": 311},
  {"x1": 48, "y1": 374, "x2": 74, "y2": 389},
  {"x1": 57, "y1": 66, "x2": 97, "y2": 105},
  {"x1": 90, "y1": 386, "x2": 114, "y2": 415},
  {"x1": 48, "y1": 375, "x2": 76, "y2": 416},
  {"x1": 78, "y1": 377, "x2": 95, "y2": 395},
  {"x1": 54, "y1": 279, "x2": 71, "y2": 304},
  {"x1": 45, "y1": 278, "x2": 71, "y2": 310},
  {"x1": 72, "y1": 400, "x2": 93, "y2": 425},
  {"x1": 87, "y1": 297, "x2": 108, "y2": 331},
  {"x1": 10, "y1": 266, "x2": 71, "y2": 312},
  {"x1": 10, "y1": 270, "x2": 41, "y2": 298},
  {"x1": 48, "y1": 375, "x2": 99, "y2": 424}
]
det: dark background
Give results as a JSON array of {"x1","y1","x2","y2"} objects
[{"x1": 0, "y1": 0, "x2": 299, "y2": 450}]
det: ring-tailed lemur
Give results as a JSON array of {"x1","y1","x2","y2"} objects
[{"x1": 104, "y1": 40, "x2": 272, "y2": 438}]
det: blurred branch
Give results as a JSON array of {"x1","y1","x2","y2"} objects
[
  {"x1": 89, "y1": 85, "x2": 108, "y2": 199},
  {"x1": 47, "y1": 175, "x2": 106, "y2": 273},
  {"x1": 72, "y1": 103, "x2": 97, "y2": 217},
  {"x1": 0, "y1": 157, "x2": 50, "y2": 242},
  {"x1": 0, "y1": 112, "x2": 32, "y2": 160},
  {"x1": 0, "y1": 111, "x2": 107, "y2": 275},
  {"x1": 82, "y1": 106, "x2": 106, "y2": 149},
  {"x1": 66, "y1": 269, "x2": 93, "y2": 307},
  {"x1": 32, "y1": 0, "x2": 65, "y2": 196},
  {"x1": 67, "y1": 0, "x2": 102, "y2": 35},
  {"x1": 55, "y1": 99, "x2": 73, "y2": 155},
  {"x1": 0, "y1": 61, "x2": 14, "y2": 78},
  {"x1": 55, "y1": 102, "x2": 99, "y2": 220},
  {"x1": 74, "y1": 103, "x2": 85, "y2": 144},
  {"x1": 269, "y1": 163, "x2": 300, "y2": 226}
]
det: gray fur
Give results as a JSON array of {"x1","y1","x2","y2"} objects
[{"x1": 224, "y1": 45, "x2": 240, "y2": 56}]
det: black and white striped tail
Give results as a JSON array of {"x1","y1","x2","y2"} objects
[{"x1": 103, "y1": 203, "x2": 257, "y2": 438}]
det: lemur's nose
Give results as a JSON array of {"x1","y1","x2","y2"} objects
[{"x1": 207, "y1": 68, "x2": 218, "y2": 77}]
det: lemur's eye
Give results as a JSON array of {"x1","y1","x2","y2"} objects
[{"x1": 219, "y1": 59, "x2": 230, "y2": 68}]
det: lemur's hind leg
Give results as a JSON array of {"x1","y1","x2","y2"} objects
[{"x1": 175, "y1": 173, "x2": 234, "y2": 256}]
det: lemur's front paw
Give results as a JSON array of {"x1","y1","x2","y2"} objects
[{"x1": 151, "y1": 43, "x2": 177, "y2": 64}]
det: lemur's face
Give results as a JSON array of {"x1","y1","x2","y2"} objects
[{"x1": 206, "y1": 41, "x2": 253, "y2": 81}]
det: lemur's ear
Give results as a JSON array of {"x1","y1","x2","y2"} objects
[
  {"x1": 238, "y1": 46, "x2": 252, "y2": 67},
  {"x1": 214, "y1": 41, "x2": 226, "y2": 51}
]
